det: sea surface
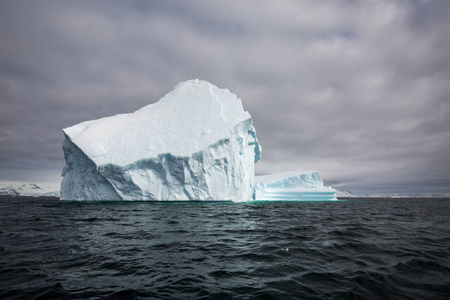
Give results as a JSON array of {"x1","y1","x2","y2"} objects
[{"x1": 0, "y1": 196, "x2": 449, "y2": 300}]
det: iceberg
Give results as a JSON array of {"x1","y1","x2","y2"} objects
[
  {"x1": 61, "y1": 80, "x2": 261, "y2": 201},
  {"x1": 61, "y1": 79, "x2": 336, "y2": 201},
  {"x1": 254, "y1": 171, "x2": 337, "y2": 201}
]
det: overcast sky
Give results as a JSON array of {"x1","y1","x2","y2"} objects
[{"x1": 1, "y1": 0, "x2": 449, "y2": 194}]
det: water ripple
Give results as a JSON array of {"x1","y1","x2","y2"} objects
[{"x1": 0, "y1": 196, "x2": 449, "y2": 299}]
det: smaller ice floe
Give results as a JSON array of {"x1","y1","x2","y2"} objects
[{"x1": 253, "y1": 171, "x2": 337, "y2": 201}]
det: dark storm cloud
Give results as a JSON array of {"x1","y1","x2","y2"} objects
[{"x1": 0, "y1": 0, "x2": 449, "y2": 194}]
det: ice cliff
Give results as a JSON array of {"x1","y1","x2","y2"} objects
[
  {"x1": 61, "y1": 80, "x2": 261, "y2": 201},
  {"x1": 254, "y1": 172, "x2": 337, "y2": 201}
]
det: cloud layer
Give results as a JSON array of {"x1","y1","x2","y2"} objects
[{"x1": 1, "y1": 0, "x2": 449, "y2": 193}]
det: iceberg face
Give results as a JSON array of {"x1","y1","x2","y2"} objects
[
  {"x1": 253, "y1": 171, "x2": 337, "y2": 201},
  {"x1": 61, "y1": 80, "x2": 261, "y2": 201}
]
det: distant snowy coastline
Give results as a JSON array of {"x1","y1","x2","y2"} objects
[
  {"x1": 0, "y1": 183, "x2": 447, "y2": 199},
  {"x1": 335, "y1": 189, "x2": 450, "y2": 199},
  {"x1": 0, "y1": 183, "x2": 60, "y2": 197}
]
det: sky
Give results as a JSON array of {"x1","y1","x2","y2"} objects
[{"x1": 1, "y1": 0, "x2": 449, "y2": 195}]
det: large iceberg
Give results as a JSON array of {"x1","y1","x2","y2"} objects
[
  {"x1": 253, "y1": 171, "x2": 337, "y2": 201},
  {"x1": 61, "y1": 80, "x2": 261, "y2": 201},
  {"x1": 61, "y1": 79, "x2": 337, "y2": 201}
]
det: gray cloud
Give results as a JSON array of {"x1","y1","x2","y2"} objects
[{"x1": 1, "y1": 0, "x2": 449, "y2": 194}]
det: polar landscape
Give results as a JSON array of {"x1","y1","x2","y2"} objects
[
  {"x1": 60, "y1": 80, "x2": 336, "y2": 201},
  {"x1": 0, "y1": 183, "x2": 59, "y2": 197}
]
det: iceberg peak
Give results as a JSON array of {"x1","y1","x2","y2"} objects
[{"x1": 63, "y1": 79, "x2": 254, "y2": 167}]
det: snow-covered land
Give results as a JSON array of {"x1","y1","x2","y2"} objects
[
  {"x1": 0, "y1": 183, "x2": 60, "y2": 197},
  {"x1": 336, "y1": 189, "x2": 358, "y2": 198},
  {"x1": 254, "y1": 171, "x2": 337, "y2": 201},
  {"x1": 61, "y1": 80, "x2": 261, "y2": 201}
]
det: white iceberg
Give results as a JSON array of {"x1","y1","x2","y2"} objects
[
  {"x1": 253, "y1": 171, "x2": 337, "y2": 201},
  {"x1": 61, "y1": 79, "x2": 337, "y2": 201},
  {"x1": 61, "y1": 80, "x2": 261, "y2": 201}
]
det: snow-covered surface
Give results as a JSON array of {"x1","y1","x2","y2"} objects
[
  {"x1": 0, "y1": 183, "x2": 60, "y2": 197},
  {"x1": 356, "y1": 192, "x2": 450, "y2": 198},
  {"x1": 64, "y1": 79, "x2": 254, "y2": 167},
  {"x1": 336, "y1": 189, "x2": 358, "y2": 198},
  {"x1": 254, "y1": 171, "x2": 337, "y2": 201},
  {"x1": 61, "y1": 80, "x2": 261, "y2": 201}
]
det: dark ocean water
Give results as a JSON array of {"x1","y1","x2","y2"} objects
[{"x1": 0, "y1": 196, "x2": 449, "y2": 300}]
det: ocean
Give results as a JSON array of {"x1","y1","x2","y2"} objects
[{"x1": 0, "y1": 196, "x2": 449, "y2": 299}]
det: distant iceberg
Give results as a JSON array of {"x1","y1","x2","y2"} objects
[
  {"x1": 254, "y1": 171, "x2": 337, "y2": 201},
  {"x1": 61, "y1": 80, "x2": 336, "y2": 201}
]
